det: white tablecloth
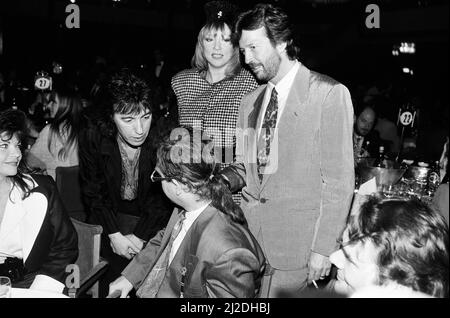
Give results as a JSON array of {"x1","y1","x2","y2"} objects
[{"x1": 11, "y1": 288, "x2": 69, "y2": 298}]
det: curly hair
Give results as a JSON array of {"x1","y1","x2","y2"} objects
[
  {"x1": 0, "y1": 109, "x2": 33, "y2": 200},
  {"x1": 345, "y1": 195, "x2": 449, "y2": 297},
  {"x1": 156, "y1": 126, "x2": 247, "y2": 226}
]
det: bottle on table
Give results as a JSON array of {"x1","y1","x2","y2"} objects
[
  {"x1": 373, "y1": 146, "x2": 387, "y2": 168},
  {"x1": 428, "y1": 160, "x2": 441, "y2": 195}
]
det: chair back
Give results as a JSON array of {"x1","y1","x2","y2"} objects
[
  {"x1": 71, "y1": 218, "x2": 102, "y2": 279},
  {"x1": 55, "y1": 166, "x2": 86, "y2": 222},
  {"x1": 70, "y1": 218, "x2": 106, "y2": 298}
]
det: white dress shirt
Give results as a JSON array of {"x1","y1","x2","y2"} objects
[
  {"x1": 257, "y1": 60, "x2": 300, "y2": 131},
  {"x1": 168, "y1": 202, "x2": 211, "y2": 264}
]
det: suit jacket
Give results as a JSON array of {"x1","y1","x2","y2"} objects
[
  {"x1": 222, "y1": 63, "x2": 355, "y2": 271},
  {"x1": 78, "y1": 115, "x2": 172, "y2": 240},
  {"x1": 0, "y1": 174, "x2": 78, "y2": 292},
  {"x1": 122, "y1": 205, "x2": 266, "y2": 298}
]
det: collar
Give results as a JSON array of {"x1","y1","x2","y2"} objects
[
  {"x1": 268, "y1": 60, "x2": 300, "y2": 99},
  {"x1": 183, "y1": 202, "x2": 211, "y2": 225}
]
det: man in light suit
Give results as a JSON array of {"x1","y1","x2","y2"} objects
[{"x1": 220, "y1": 4, "x2": 354, "y2": 297}]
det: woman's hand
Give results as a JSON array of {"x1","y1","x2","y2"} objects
[
  {"x1": 108, "y1": 276, "x2": 133, "y2": 298},
  {"x1": 108, "y1": 232, "x2": 141, "y2": 259}
]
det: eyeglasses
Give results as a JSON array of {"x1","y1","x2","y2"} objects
[{"x1": 150, "y1": 169, "x2": 171, "y2": 182}]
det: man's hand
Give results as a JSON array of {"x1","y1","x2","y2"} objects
[
  {"x1": 108, "y1": 232, "x2": 141, "y2": 259},
  {"x1": 125, "y1": 234, "x2": 145, "y2": 251},
  {"x1": 307, "y1": 252, "x2": 331, "y2": 284},
  {"x1": 108, "y1": 276, "x2": 133, "y2": 298}
]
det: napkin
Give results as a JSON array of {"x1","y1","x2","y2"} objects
[{"x1": 358, "y1": 177, "x2": 377, "y2": 195}]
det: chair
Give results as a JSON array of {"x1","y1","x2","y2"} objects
[
  {"x1": 69, "y1": 218, "x2": 109, "y2": 298},
  {"x1": 55, "y1": 166, "x2": 87, "y2": 222}
]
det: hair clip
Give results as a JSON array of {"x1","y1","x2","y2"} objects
[
  {"x1": 217, "y1": 10, "x2": 223, "y2": 19},
  {"x1": 209, "y1": 174, "x2": 215, "y2": 181}
]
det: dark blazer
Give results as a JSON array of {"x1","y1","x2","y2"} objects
[
  {"x1": 1, "y1": 174, "x2": 78, "y2": 292},
  {"x1": 78, "y1": 115, "x2": 172, "y2": 240},
  {"x1": 122, "y1": 205, "x2": 266, "y2": 298}
]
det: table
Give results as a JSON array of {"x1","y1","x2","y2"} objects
[{"x1": 11, "y1": 288, "x2": 69, "y2": 298}]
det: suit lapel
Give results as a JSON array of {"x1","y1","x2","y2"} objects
[
  {"x1": 247, "y1": 87, "x2": 267, "y2": 190},
  {"x1": 101, "y1": 138, "x2": 122, "y2": 196},
  {"x1": 171, "y1": 206, "x2": 216, "y2": 264},
  {"x1": 21, "y1": 191, "x2": 48, "y2": 262},
  {"x1": 137, "y1": 138, "x2": 152, "y2": 203},
  {"x1": 166, "y1": 206, "x2": 216, "y2": 292},
  {"x1": 260, "y1": 63, "x2": 311, "y2": 190},
  {"x1": 154, "y1": 208, "x2": 184, "y2": 261},
  {"x1": 248, "y1": 86, "x2": 267, "y2": 130}
]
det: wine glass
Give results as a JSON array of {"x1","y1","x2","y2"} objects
[
  {"x1": 0, "y1": 276, "x2": 11, "y2": 298},
  {"x1": 380, "y1": 184, "x2": 395, "y2": 198}
]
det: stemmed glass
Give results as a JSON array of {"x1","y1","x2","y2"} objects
[{"x1": 0, "y1": 276, "x2": 11, "y2": 298}]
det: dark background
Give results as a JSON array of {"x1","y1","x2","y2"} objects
[{"x1": 0, "y1": 0, "x2": 448, "y2": 105}]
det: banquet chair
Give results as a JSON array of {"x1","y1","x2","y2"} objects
[
  {"x1": 70, "y1": 218, "x2": 109, "y2": 298},
  {"x1": 55, "y1": 166, "x2": 87, "y2": 222}
]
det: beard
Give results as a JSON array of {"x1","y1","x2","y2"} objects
[{"x1": 249, "y1": 50, "x2": 281, "y2": 82}]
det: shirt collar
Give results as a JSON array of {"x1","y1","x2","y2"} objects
[
  {"x1": 268, "y1": 60, "x2": 300, "y2": 99},
  {"x1": 184, "y1": 201, "x2": 211, "y2": 224}
]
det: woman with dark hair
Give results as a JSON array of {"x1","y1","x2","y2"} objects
[
  {"x1": 108, "y1": 127, "x2": 265, "y2": 298},
  {"x1": 26, "y1": 86, "x2": 83, "y2": 179},
  {"x1": 0, "y1": 109, "x2": 78, "y2": 293},
  {"x1": 171, "y1": 1, "x2": 258, "y2": 194},
  {"x1": 330, "y1": 195, "x2": 449, "y2": 298},
  {"x1": 78, "y1": 69, "x2": 172, "y2": 296}
]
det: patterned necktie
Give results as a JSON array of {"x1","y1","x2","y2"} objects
[
  {"x1": 257, "y1": 87, "x2": 278, "y2": 182},
  {"x1": 136, "y1": 211, "x2": 186, "y2": 298}
]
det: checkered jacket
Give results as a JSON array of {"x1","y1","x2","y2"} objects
[{"x1": 172, "y1": 67, "x2": 259, "y2": 162}]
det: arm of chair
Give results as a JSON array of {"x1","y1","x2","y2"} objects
[{"x1": 75, "y1": 260, "x2": 109, "y2": 298}]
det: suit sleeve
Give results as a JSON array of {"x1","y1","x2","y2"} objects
[
  {"x1": 204, "y1": 248, "x2": 262, "y2": 298},
  {"x1": 78, "y1": 126, "x2": 120, "y2": 235},
  {"x1": 121, "y1": 228, "x2": 166, "y2": 289},
  {"x1": 35, "y1": 179, "x2": 79, "y2": 286},
  {"x1": 220, "y1": 96, "x2": 248, "y2": 192},
  {"x1": 311, "y1": 84, "x2": 355, "y2": 256}
]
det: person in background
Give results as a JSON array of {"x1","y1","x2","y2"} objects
[
  {"x1": 0, "y1": 109, "x2": 78, "y2": 293},
  {"x1": 26, "y1": 86, "x2": 82, "y2": 180},
  {"x1": 353, "y1": 105, "x2": 385, "y2": 160},
  {"x1": 109, "y1": 128, "x2": 265, "y2": 298},
  {"x1": 78, "y1": 69, "x2": 172, "y2": 296},
  {"x1": 171, "y1": 1, "x2": 258, "y2": 189},
  {"x1": 433, "y1": 142, "x2": 449, "y2": 225},
  {"x1": 330, "y1": 195, "x2": 449, "y2": 298},
  {"x1": 220, "y1": 3, "x2": 354, "y2": 297},
  {"x1": 372, "y1": 96, "x2": 400, "y2": 156}
]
